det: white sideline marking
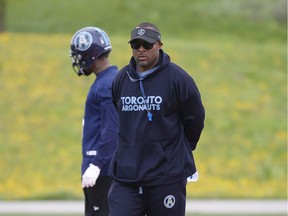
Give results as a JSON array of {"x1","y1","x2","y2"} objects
[{"x1": 0, "y1": 200, "x2": 286, "y2": 214}]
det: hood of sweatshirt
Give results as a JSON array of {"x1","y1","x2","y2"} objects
[{"x1": 126, "y1": 49, "x2": 170, "y2": 80}]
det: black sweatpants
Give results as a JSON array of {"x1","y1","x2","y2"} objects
[
  {"x1": 108, "y1": 180, "x2": 187, "y2": 216},
  {"x1": 83, "y1": 176, "x2": 113, "y2": 216}
]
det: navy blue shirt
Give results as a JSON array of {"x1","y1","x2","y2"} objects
[{"x1": 82, "y1": 66, "x2": 118, "y2": 177}]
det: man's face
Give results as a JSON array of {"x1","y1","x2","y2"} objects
[{"x1": 130, "y1": 39, "x2": 162, "y2": 72}]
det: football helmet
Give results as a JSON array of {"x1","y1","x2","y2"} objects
[{"x1": 70, "y1": 27, "x2": 112, "y2": 76}]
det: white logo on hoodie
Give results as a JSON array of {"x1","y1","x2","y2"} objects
[{"x1": 121, "y1": 96, "x2": 162, "y2": 112}]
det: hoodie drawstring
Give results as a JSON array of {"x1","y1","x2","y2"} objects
[{"x1": 126, "y1": 71, "x2": 153, "y2": 122}]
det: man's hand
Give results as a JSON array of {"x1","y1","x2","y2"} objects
[{"x1": 82, "y1": 164, "x2": 100, "y2": 188}]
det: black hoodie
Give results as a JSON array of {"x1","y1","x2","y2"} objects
[{"x1": 109, "y1": 50, "x2": 205, "y2": 186}]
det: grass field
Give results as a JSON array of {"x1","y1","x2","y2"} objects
[{"x1": 0, "y1": 0, "x2": 286, "y2": 200}]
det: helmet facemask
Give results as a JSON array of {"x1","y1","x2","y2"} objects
[{"x1": 70, "y1": 52, "x2": 86, "y2": 76}]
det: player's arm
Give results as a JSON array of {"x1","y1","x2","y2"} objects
[{"x1": 180, "y1": 76, "x2": 205, "y2": 150}]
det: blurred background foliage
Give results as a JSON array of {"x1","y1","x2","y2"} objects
[
  {"x1": 2, "y1": 0, "x2": 287, "y2": 40},
  {"x1": 0, "y1": 0, "x2": 286, "y2": 200}
]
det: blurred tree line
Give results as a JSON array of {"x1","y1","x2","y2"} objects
[{"x1": 0, "y1": 0, "x2": 286, "y2": 33}]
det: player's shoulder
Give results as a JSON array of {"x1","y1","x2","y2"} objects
[{"x1": 168, "y1": 62, "x2": 192, "y2": 80}]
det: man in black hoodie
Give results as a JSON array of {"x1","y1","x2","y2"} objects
[{"x1": 108, "y1": 22, "x2": 205, "y2": 216}]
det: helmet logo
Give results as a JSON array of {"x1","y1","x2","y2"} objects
[
  {"x1": 74, "y1": 31, "x2": 93, "y2": 51},
  {"x1": 138, "y1": 29, "x2": 145, "y2": 36}
]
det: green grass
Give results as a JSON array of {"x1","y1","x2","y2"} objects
[{"x1": 0, "y1": 0, "x2": 286, "y2": 200}]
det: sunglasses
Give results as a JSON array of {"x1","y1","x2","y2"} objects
[{"x1": 130, "y1": 40, "x2": 155, "y2": 50}]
